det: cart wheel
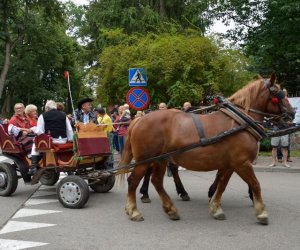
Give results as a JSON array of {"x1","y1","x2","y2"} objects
[
  {"x1": 0, "y1": 162, "x2": 18, "y2": 196},
  {"x1": 89, "y1": 175, "x2": 115, "y2": 193},
  {"x1": 40, "y1": 170, "x2": 60, "y2": 186},
  {"x1": 57, "y1": 176, "x2": 89, "y2": 209}
]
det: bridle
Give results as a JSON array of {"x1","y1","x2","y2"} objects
[{"x1": 248, "y1": 79, "x2": 294, "y2": 122}]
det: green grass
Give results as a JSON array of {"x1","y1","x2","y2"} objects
[{"x1": 259, "y1": 150, "x2": 300, "y2": 157}]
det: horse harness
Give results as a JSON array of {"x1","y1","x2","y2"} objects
[{"x1": 189, "y1": 97, "x2": 266, "y2": 144}]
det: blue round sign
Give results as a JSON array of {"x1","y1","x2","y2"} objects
[{"x1": 126, "y1": 87, "x2": 150, "y2": 110}]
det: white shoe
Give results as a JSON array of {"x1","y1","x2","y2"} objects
[{"x1": 178, "y1": 166, "x2": 186, "y2": 171}]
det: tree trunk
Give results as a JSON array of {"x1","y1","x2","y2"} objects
[
  {"x1": 0, "y1": 42, "x2": 12, "y2": 98},
  {"x1": 1, "y1": 87, "x2": 13, "y2": 116},
  {"x1": 159, "y1": 0, "x2": 167, "y2": 18}
]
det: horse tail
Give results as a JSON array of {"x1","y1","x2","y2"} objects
[{"x1": 116, "y1": 117, "x2": 141, "y2": 183}]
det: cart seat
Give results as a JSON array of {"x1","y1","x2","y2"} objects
[
  {"x1": 35, "y1": 134, "x2": 53, "y2": 152},
  {"x1": 75, "y1": 122, "x2": 110, "y2": 156},
  {"x1": 0, "y1": 124, "x2": 24, "y2": 153}
]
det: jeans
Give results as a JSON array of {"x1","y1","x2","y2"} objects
[
  {"x1": 112, "y1": 132, "x2": 119, "y2": 152},
  {"x1": 118, "y1": 136, "x2": 125, "y2": 154}
]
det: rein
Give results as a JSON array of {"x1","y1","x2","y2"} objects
[{"x1": 248, "y1": 108, "x2": 282, "y2": 119}]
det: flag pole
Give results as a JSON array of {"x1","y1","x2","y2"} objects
[{"x1": 64, "y1": 71, "x2": 77, "y2": 124}]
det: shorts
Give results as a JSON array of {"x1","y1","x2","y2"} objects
[{"x1": 271, "y1": 135, "x2": 289, "y2": 147}]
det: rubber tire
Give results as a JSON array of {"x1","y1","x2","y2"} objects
[
  {"x1": 0, "y1": 162, "x2": 18, "y2": 196},
  {"x1": 89, "y1": 175, "x2": 115, "y2": 193},
  {"x1": 40, "y1": 170, "x2": 60, "y2": 186},
  {"x1": 57, "y1": 175, "x2": 89, "y2": 209}
]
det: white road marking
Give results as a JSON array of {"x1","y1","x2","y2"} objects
[
  {"x1": 25, "y1": 198, "x2": 58, "y2": 206},
  {"x1": 0, "y1": 239, "x2": 48, "y2": 250},
  {"x1": 13, "y1": 208, "x2": 62, "y2": 219},
  {"x1": 0, "y1": 221, "x2": 55, "y2": 235}
]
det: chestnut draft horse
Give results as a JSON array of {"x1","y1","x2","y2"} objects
[{"x1": 120, "y1": 74, "x2": 294, "y2": 225}]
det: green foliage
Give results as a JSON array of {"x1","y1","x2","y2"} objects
[
  {"x1": 95, "y1": 31, "x2": 252, "y2": 107},
  {"x1": 210, "y1": 0, "x2": 300, "y2": 95},
  {"x1": 246, "y1": 0, "x2": 300, "y2": 94},
  {"x1": 81, "y1": 0, "x2": 213, "y2": 65},
  {"x1": 0, "y1": 0, "x2": 84, "y2": 114},
  {"x1": 260, "y1": 138, "x2": 272, "y2": 152}
]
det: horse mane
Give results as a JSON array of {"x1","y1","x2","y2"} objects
[{"x1": 228, "y1": 79, "x2": 263, "y2": 112}]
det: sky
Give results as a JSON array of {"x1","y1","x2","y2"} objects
[{"x1": 61, "y1": 0, "x2": 231, "y2": 34}]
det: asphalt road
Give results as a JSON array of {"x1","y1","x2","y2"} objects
[{"x1": 0, "y1": 158, "x2": 299, "y2": 250}]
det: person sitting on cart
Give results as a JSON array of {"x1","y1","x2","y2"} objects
[
  {"x1": 8, "y1": 103, "x2": 36, "y2": 154},
  {"x1": 8, "y1": 103, "x2": 32, "y2": 139},
  {"x1": 73, "y1": 97, "x2": 98, "y2": 125},
  {"x1": 28, "y1": 100, "x2": 74, "y2": 175}
]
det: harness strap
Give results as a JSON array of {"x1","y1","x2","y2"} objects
[
  {"x1": 112, "y1": 123, "x2": 249, "y2": 175},
  {"x1": 190, "y1": 113, "x2": 207, "y2": 143},
  {"x1": 220, "y1": 108, "x2": 263, "y2": 141},
  {"x1": 217, "y1": 98, "x2": 267, "y2": 139}
]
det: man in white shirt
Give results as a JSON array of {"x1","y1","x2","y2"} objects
[{"x1": 28, "y1": 100, "x2": 73, "y2": 175}]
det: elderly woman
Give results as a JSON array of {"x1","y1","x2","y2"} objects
[
  {"x1": 8, "y1": 103, "x2": 31, "y2": 138},
  {"x1": 25, "y1": 104, "x2": 38, "y2": 127}
]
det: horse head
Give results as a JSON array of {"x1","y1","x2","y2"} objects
[
  {"x1": 263, "y1": 73, "x2": 295, "y2": 122},
  {"x1": 229, "y1": 73, "x2": 295, "y2": 123}
]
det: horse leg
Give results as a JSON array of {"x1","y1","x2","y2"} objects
[
  {"x1": 235, "y1": 164, "x2": 268, "y2": 225},
  {"x1": 169, "y1": 163, "x2": 190, "y2": 201},
  {"x1": 209, "y1": 169, "x2": 234, "y2": 220},
  {"x1": 208, "y1": 170, "x2": 223, "y2": 200},
  {"x1": 139, "y1": 167, "x2": 152, "y2": 203},
  {"x1": 209, "y1": 170, "x2": 254, "y2": 203},
  {"x1": 248, "y1": 185, "x2": 254, "y2": 202},
  {"x1": 125, "y1": 165, "x2": 149, "y2": 221},
  {"x1": 151, "y1": 162, "x2": 180, "y2": 220}
]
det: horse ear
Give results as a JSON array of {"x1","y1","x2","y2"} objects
[
  {"x1": 257, "y1": 74, "x2": 263, "y2": 80},
  {"x1": 270, "y1": 73, "x2": 276, "y2": 86}
]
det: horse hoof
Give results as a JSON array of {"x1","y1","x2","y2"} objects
[
  {"x1": 213, "y1": 208, "x2": 226, "y2": 220},
  {"x1": 131, "y1": 214, "x2": 144, "y2": 222},
  {"x1": 141, "y1": 197, "x2": 151, "y2": 203},
  {"x1": 168, "y1": 213, "x2": 180, "y2": 220},
  {"x1": 214, "y1": 212, "x2": 226, "y2": 220},
  {"x1": 180, "y1": 194, "x2": 190, "y2": 201},
  {"x1": 257, "y1": 211, "x2": 269, "y2": 225}
]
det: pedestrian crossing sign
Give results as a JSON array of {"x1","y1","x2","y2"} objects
[{"x1": 129, "y1": 68, "x2": 147, "y2": 86}]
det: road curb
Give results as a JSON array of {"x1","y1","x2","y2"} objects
[{"x1": 253, "y1": 167, "x2": 300, "y2": 173}]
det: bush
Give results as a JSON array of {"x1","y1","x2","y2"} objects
[{"x1": 260, "y1": 138, "x2": 272, "y2": 152}]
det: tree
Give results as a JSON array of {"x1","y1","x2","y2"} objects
[
  {"x1": 245, "y1": 0, "x2": 300, "y2": 94},
  {"x1": 210, "y1": 0, "x2": 300, "y2": 95},
  {"x1": 80, "y1": 0, "x2": 214, "y2": 66},
  {"x1": 0, "y1": 0, "x2": 83, "y2": 115},
  {"x1": 94, "y1": 31, "x2": 252, "y2": 107}
]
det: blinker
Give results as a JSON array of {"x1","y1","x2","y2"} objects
[{"x1": 276, "y1": 90, "x2": 285, "y2": 100}]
